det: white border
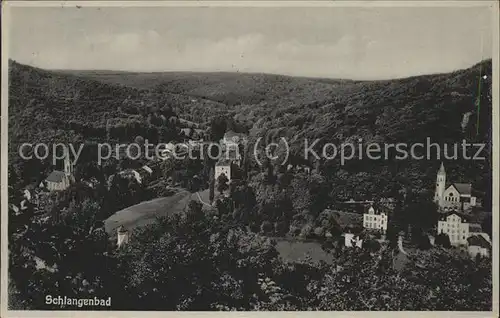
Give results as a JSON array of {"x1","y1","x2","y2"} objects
[{"x1": 1, "y1": 1, "x2": 498, "y2": 317}]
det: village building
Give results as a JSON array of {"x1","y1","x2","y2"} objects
[
  {"x1": 437, "y1": 212, "x2": 486, "y2": 246},
  {"x1": 467, "y1": 235, "x2": 491, "y2": 258},
  {"x1": 343, "y1": 233, "x2": 363, "y2": 248},
  {"x1": 434, "y1": 162, "x2": 477, "y2": 212},
  {"x1": 363, "y1": 206, "x2": 388, "y2": 233},
  {"x1": 40, "y1": 150, "x2": 74, "y2": 191},
  {"x1": 117, "y1": 226, "x2": 130, "y2": 248},
  {"x1": 215, "y1": 159, "x2": 233, "y2": 183},
  {"x1": 118, "y1": 165, "x2": 154, "y2": 185},
  {"x1": 220, "y1": 130, "x2": 247, "y2": 151},
  {"x1": 181, "y1": 127, "x2": 204, "y2": 140},
  {"x1": 158, "y1": 142, "x2": 176, "y2": 160}
]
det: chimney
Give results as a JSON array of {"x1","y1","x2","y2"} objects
[{"x1": 117, "y1": 226, "x2": 129, "y2": 248}]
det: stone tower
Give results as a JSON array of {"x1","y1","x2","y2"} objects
[{"x1": 434, "y1": 162, "x2": 446, "y2": 205}]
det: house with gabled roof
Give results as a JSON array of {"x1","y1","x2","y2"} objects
[
  {"x1": 40, "y1": 149, "x2": 74, "y2": 192},
  {"x1": 467, "y1": 235, "x2": 491, "y2": 258}
]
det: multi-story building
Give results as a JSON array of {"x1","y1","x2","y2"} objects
[
  {"x1": 363, "y1": 206, "x2": 388, "y2": 233},
  {"x1": 437, "y1": 212, "x2": 484, "y2": 246}
]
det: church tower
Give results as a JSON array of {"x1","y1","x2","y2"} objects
[
  {"x1": 63, "y1": 148, "x2": 74, "y2": 182},
  {"x1": 434, "y1": 162, "x2": 446, "y2": 205}
]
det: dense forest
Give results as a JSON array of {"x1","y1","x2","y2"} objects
[
  {"x1": 64, "y1": 60, "x2": 493, "y2": 207},
  {"x1": 9, "y1": 198, "x2": 492, "y2": 311}
]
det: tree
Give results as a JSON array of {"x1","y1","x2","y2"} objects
[
  {"x1": 435, "y1": 233, "x2": 451, "y2": 248},
  {"x1": 209, "y1": 168, "x2": 215, "y2": 204},
  {"x1": 217, "y1": 173, "x2": 229, "y2": 195},
  {"x1": 209, "y1": 116, "x2": 227, "y2": 141},
  {"x1": 188, "y1": 175, "x2": 201, "y2": 192},
  {"x1": 186, "y1": 200, "x2": 203, "y2": 223}
]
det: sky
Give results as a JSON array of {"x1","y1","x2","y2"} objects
[{"x1": 7, "y1": 4, "x2": 494, "y2": 80}]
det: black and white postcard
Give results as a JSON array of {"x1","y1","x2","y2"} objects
[{"x1": 1, "y1": 1, "x2": 498, "y2": 316}]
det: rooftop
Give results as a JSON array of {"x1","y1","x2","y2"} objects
[
  {"x1": 452, "y1": 183, "x2": 472, "y2": 195},
  {"x1": 45, "y1": 170, "x2": 67, "y2": 183},
  {"x1": 439, "y1": 211, "x2": 472, "y2": 222},
  {"x1": 467, "y1": 235, "x2": 490, "y2": 249},
  {"x1": 468, "y1": 223, "x2": 483, "y2": 233}
]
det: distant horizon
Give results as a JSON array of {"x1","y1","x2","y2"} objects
[
  {"x1": 7, "y1": 6, "x2": 493, "y2": 80},
  {"x1": 10, "y1": 57, "x2": 493, "y2": 82}
]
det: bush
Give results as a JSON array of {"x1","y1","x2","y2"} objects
[
  {"x1": 274, "y1": 221, "x2": 289, "y2": 236},
  {"x1": 299, "y1": 224, "x2": 313, "y2": 239},
  {"x1": 313, "y1": 226, "x2": 325, "y2": 238},
  {"x1": 288, "y1": 225, "x2": 301, "y2": 237},
  {"x1": 435, "y1": 233, "x2": 451, "y2": 248},
  {"x1": 260, "y1": 221, "x2": 273, "y2": 234}
]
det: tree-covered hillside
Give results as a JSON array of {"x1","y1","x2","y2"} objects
[{"x1": 66, "y1": 60, "x2": 493, "y2": 206}]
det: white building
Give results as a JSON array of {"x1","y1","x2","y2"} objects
[
  {"x1": 215, "y1": 160, "x2": 232, "y2": 183},
  {"x1": 363, "y1": 206, "x2": 388, "y2": 233},
  {"x1": 343, "y1": 233, "x2": 363, "y2": 248},
  {"x1": 437, "y1": 212, "x2": 484, "y2": 246},
  {"x1": 117, "y1": 226, "x2": 129, "y2": 248},
  {"x1": 467, "y1": 235, "x2": 491, "y2": 258},
  {"x1": 434, "y1": 162, "x2": 477, "y2": 212}
]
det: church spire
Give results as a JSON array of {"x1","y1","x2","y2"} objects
[{"x1": 438, "y1": 162, "x2": 445, "y2": 175}]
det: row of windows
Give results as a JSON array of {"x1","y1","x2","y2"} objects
[
  {"x1": 445, "y1": 195, "x2": 459, "y2": 202},
  {"x1": 442, "y1": 228, "x2": 466, "y2": 234},
  {"x1": 365, "y1": 216, "x2": 384, "y2": 221},
  {"x1": 449, "y1": 235, "x2": 467, "y2": 241},
  {"x1": 444, "y1": 223, "x2": 465, "y2": 228},
  {"x1": 364, "y1": 215, "x2": 386, "y2": 220},
  {"x1": 445, "y1": 217, "x2": 463, "y2": 223},
  {"x1": 364, "y1": 219, "x2": 386, "y2": 225}
]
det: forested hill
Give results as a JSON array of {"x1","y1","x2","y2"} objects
[
  {"x1": 64, "y1": 61, "x2": 492, "y2": 149},
  {"x1": 7, "y1": 60, "x2": 221, "y2": 161},
  {"x1": 9, "y1": 59, "x2": 493, "y2": 203},
  {"x1": 75, "y1": 60, "x2": 492, "y2": 202}
]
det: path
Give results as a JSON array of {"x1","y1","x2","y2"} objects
[
  {"x1": 397, "y1": 235, "x2": 409, "y2": 255},
  {"x1": 196, "y1": 189, "x2": 212, "y2": 206}
]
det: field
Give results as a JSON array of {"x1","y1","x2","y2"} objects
[
  {"x1": 275, "y1": 238, "x2": 334, "y2": 263},
  {"x1": 104, "y1": 188, "x2": 213, "y2": 236},
  {"x1": 104, "y1": 190, "x2": 195, "y2": 236}
]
